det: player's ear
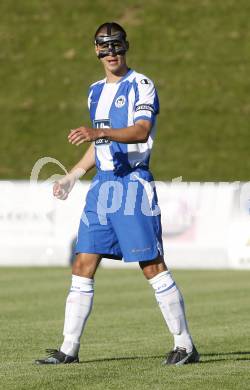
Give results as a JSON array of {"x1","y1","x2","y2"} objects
[
  {"x1": 95, "y1": 44, "x2": 100, "y2": 59},
  {"x1": 126, "y1": 41, "x2": 129, "y2": 51}
]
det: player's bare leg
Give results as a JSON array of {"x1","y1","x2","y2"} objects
[
  {"x1": 72, "y1": 252, "x2": 102, "y2": 278},
  {"x1": 139, "y1": 255, "x2": 167, "y2": 278},
  {"x1": 139, "y1": 255, "x2": 199, "y2": 365},
  {"x1": 35, "y1": 253, "x2": 101, "y2": 364}
]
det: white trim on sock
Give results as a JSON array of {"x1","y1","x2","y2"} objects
[
  {"x1": 71, "y1": 274, "x2": 94, "y2": 293},
  {"x1": 149, "y1": 271, "x2": 177, "y2": 295}
]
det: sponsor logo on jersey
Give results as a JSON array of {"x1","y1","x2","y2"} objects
[
  {"x1": 115, "y1": 95, "x2": 126, "y2": 108},
  {"x1": 135, "y1": 104, "x2": 155, "y2": 113},
  {"x1": 93, "y1": 119, "x2": 111, "y2": 145},
  {"x1": 95, "y1": 138, "x2": 110, "y2": 145}
]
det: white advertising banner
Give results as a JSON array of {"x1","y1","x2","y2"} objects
[
  {"x1": 0, "y1": 180, "x2": 89, "y2": 266},
  {"x1": 0, "y1": 180, "x2": 249, "y2": 268},
  {"x1": 157, "y1": 182, "x2": 248, "y2": 269}
]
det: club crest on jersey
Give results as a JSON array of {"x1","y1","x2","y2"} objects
[{"x1": 115, "y1": 95, "x2": 126, "y2": 108}]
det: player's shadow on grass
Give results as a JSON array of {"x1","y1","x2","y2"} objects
[
  {"x1": 202, "y1": 351, "x2": 250, "y2": 356},
  {"x1": 199, "y1": 351, "x2": 250, "y2": 363},
  {"x1": 81, "y1": 355, "x2": 164, "y2": 364},
  {"x1": 82, "y1": 351, "x2": 250, "y2": 364}
]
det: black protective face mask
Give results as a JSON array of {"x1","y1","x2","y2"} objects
[{"x1": 95, "y1": 32, "x2": 128, "y2": 59}]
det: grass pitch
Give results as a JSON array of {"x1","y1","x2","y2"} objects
[{"x1": 0, "y1": 268, "x2": 249, "y2": 390}]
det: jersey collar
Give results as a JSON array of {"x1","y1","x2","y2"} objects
[{"x1": 105, "y1": 68, "x2": 133, "y2": 84}]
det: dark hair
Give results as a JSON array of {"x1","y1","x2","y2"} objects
[{"x1": 94, "y1": 22, "x2": 127, "y2": 39}]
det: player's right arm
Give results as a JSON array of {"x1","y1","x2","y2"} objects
[{"x1": 53, "y1": 143, "x2": 95, "y2": 200}]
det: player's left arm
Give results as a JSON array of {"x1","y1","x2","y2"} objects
[
  {"x1": 100, "y1": 120, "x2": 152, "y2": 143},
  {"x1": 68, "y1": 120, "x2": 152, "y2": 145},
  {"x1": 68, "y1": 77, "x2": 158, "y2": 145}
]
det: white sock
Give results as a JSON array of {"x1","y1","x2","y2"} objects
[
  {"x1": 60, "y1": 275, "x2": 94, "y2": 357},
  {"x1": 149, "y1": 271, "x2": 193, "y2": 353}
]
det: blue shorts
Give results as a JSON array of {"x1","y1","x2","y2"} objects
[{"x1": 75, "y1": 168, "x2": 163, "y2": 262}]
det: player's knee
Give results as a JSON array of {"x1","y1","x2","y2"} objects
[
  {"x1": 72, "y1": 253, "x2": 100, "y2": 278},
  {"x1": 139, "y1": 256, "x2": 167, "y2": 279}
]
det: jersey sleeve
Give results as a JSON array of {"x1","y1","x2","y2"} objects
[
  {"x1": 134, "y1": 77, "x2": 160, "y2": 123},
  {"x1": 87, "y1": 87, "x2": 93, "y2": 111}
]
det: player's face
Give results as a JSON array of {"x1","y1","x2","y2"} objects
[
  {"x1": 100, "y1": 52, "x2": 127, "y2": 74},
  {"x1": 95, "y1": 41, "x2": 127, "y2": 75}
]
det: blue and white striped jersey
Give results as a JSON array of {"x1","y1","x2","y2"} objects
[{"x1": 88, "y1": 68, "x2": 159, "y2": 172}]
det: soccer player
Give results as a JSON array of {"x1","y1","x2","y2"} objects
[{"x1": 35, "y1": 22, "x2": 199, "y2": 366}]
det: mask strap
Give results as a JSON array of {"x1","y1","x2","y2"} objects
[{"x1": 107, "y1": 23, "x2": 113, "y2": 36}]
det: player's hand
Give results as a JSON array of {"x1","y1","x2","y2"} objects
[
  {"x1": 68, "y1": 127, "x2": 103, "y2": 145},
  {"x1": 53, "y1": 168, "x2": 86, "y2": 200},
  {"x1": 53, "y1": 175, "x2": 75, "y2": 200}
]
